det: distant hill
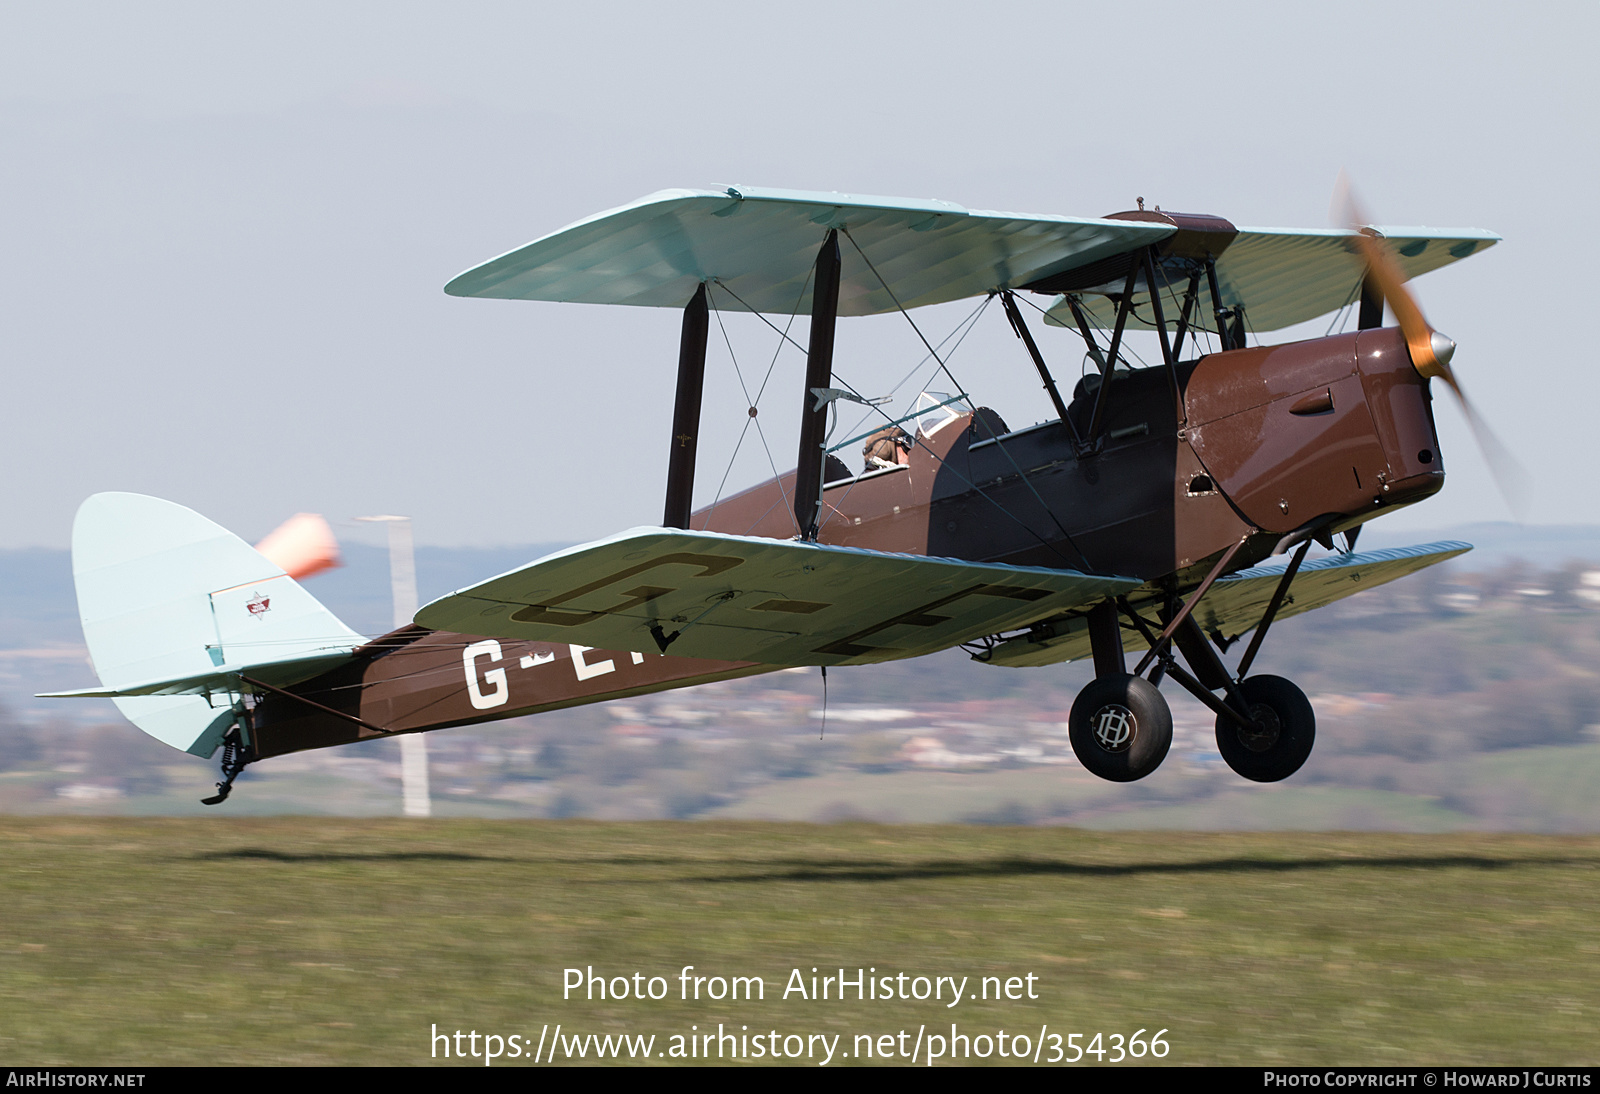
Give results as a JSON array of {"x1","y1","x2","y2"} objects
[
  {"x1": 6, "y1": 524, "x2": 1600, "y2": 827},
  {"x1": 4, "y1": 522, "x2": 1598, "y2": 718},
  {"x1": 1360, "y1": 522, "x2": 1600, "y2": 569}
]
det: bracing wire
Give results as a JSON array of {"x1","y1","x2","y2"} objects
[
  {"x1": 834, "y1": 294, "x2": 993, "y2": 456},
  {"x1": 700, "y1": 242, "x2": 1087, "y2": 570},
  {"x1": 815, "y1": 297, "x2": 995, "y2": 537},
  {"x1": 702, "y1": 275, "x2": 815, "y2": 535},
  {"x1": 840, "y1": 228, "x2": 969, "y2": 397},
  {"x1": 710, "y1": 279, "x2": 810, "y2": 357},
  {"x1": 709, "y1": 298, "x2": 796, "y2": 528},
  {"x1": 800, "y1": 251, "x2": 1089, "y2": 568},
  {"x1": 1324, "y1": 276, "x2": 1365, "y2": 337}
]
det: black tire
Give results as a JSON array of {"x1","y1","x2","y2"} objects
[
  {"x1": 1069, "y1": 673, "x2": 1173, "y2": 782},
  {"x1": 1215, "y1": 674, "x2": 1315, "y2": 782}
]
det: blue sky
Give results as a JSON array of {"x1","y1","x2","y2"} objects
[{"x1": 0, "y1": 1, "x2": 1591, "y2": 548}]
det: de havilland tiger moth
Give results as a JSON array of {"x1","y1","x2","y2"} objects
[{"x1": 44, "y1": 185, "x2": 1504, "y2": 802}]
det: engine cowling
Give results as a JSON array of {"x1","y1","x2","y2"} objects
[{"x1": 1183, "y1": 328, "x2": 1443, "y2": 535}]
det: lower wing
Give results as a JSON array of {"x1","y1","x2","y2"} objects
[
  {"x1": 415, "y1": 526, "x2": 1140, "y2": 667},
  {"x1": 980, "y1": 541, "x2": 1472, "y2": 668}
]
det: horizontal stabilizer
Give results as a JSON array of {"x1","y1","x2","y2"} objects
[
  {"x1": 415, "y1": 527, "x2": 1139, "y2": 667},
  {"x1": 982, "y1": 541, "x2": 1472, "y2": 668},
  {"x1": 38, "y1": 650, "x2": 355, "y2": 699}
]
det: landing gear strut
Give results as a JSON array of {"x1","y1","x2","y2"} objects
[{"x1": 1067, "y1": 536, "x2": 1319, "y2": 785}]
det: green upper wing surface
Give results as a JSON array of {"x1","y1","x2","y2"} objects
[
  {"x1": 445, "y1": 185, "x2": 1495, "y2": 331},
  {"x1": 981, "y1": 541, "x2": 1472, "y2": 668},
  {"x1": 444, "y1": 186, "x2": 1173, "y2": 316},
  {"x1": 1043, "y1": 226, "x2": 1499, "y2": 334},
  {"x1": 415, "y1": 527, "x2": 1140, "y2": 667}
]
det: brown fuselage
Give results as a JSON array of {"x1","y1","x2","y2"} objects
[{"x1": 247, "y1": 325, "x2": 1441, "y2": 760}]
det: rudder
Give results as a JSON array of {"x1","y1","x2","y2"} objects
[{"x1": 69, "y1": 493, "x2": 364, "y2": 756}]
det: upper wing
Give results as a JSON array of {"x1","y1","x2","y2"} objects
[
  {"x1": 415, "y1": 527, "x2": 1140, "y2": 667},
  {"x1": 443, "y1": 186, "x2": 1172, "y2": 316},
  {"x1": 444, "y1": 185, "x2": 1495, "y2": 332},
  {"x1": 1043, "y1": 226, "x2": 1499, "y2": 334},
  {"x1": 980, "y1": 541, "x2": 1471, "y2": 668}
]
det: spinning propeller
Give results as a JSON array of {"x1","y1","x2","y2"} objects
[{"x1": 1336, "y1": 178, "x2": 1527, "y2": 517}]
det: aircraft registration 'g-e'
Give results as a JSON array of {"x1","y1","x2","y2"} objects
[{"x1": 46, "y1": 186, "x2": 1501, "y2": 801}]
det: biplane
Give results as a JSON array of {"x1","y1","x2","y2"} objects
[{"x1": 45, "y1": 185, "x2": 1500, "y2": 801}]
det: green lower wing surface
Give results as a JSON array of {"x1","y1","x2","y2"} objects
[
  {"x1": 981, "y1": 541, "x2": 1472, "y2": 668},
  {"x1": 415, "y1": 527, "x2": 1140, "y2": 667}
]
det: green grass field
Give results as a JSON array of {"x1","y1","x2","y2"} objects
[{"x1": 2, "y1": 818, "x2": 1597, "y2": 1066}]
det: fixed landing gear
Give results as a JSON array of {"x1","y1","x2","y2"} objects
[
  {"x1": 1214, "y1": 675, "x2": 1315, "y2": 782},
  {"x1": 1068, "y1": 673, "x2": 1172, "y2": 782},
  {"x1": 1067, "y1": 549, "x2": 1319, "y2": 785}
]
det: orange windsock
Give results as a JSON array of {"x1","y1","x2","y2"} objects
[{"x1": 255, "y1": 513, "x2": 341, "y2": 580}]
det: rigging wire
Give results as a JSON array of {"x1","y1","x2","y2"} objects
[
  {"x1": 806, "y1": 381, "x2": 1081, "y2": 569},
  {"x1": 709, "y1": 278, "x2": 810, "y2": 357},
  {"x1": 1009, "y1": 293, "x2": 1109, "y2": 385},
  {"x1": 815, "y1": 298, "x2": 995, "y2": 538},
  {"x1": 704, "y1": 414, "x2": 755, "y2": 521},
  {"x1": 702, "y1": 250, "x2": 1088, "y2": 569},
  {"x1": 702, "y1": 274, "x2": 814, "y2": 535},
  {"x1": 834, "y1": 294, "x2": 993, "y2": 461},
  {"x1": 1241, "y1": 305, "x2": 1262, "y2": 349},
  {"x1": 878, "y1": 424, "x2": 1081, "y2": 568},
  {"x1": 707, "y1": 291, "x2": 799, "y2": 535},
  {"x1": 1161, "y1": 263, "x2": 1202, "y2": 361},
  {"x1": 750, "y1": 269, "x2": 813, "y2": 408},
  {"x1": 840, "y1": 228, "x2": 969, "y2": 398},
  {"x1": 803, "y1": 260, "x2": 1089, "y2": 568},
  {"x1": 1324, "y1": 275, "x2": 1364, "y2": 337},
  {"x1": 734, "y1": 492, "x2": 796, "y2": 538},
  {"x1": 889, "y1": 294, "x2": 1091, "y2": 567},
  {"x1": 706, "y1": 267, "x2": 975, "y2": 537}
]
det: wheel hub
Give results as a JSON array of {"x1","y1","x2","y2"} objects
[
  {"x1": 1237, "y1": 703, "x2": 1282, "y2": 752},
  {"x1": 1092, "y1": 704, "x2": 1137, "y2": 753}
]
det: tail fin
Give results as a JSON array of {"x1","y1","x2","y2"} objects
[{"x1": 54, "y1": 493, "x2": 364, "y2": 757}]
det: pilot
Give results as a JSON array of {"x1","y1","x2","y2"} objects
[{"x1": 863, "y1": 426, "x2": 913, "y2": 469}]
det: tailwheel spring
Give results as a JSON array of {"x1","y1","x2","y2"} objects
[{"x1": 201, "y1": 724, "x2": 253, "y2": 806}]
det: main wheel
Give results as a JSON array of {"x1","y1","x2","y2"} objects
[
  {"x1": 1215, "y1": 674, "x2": 1315, "y2": 782},
  {"x1": 1069, "y1": 673, "x2": 1173, "y2": 782}
]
